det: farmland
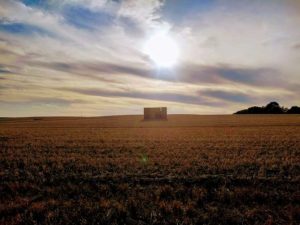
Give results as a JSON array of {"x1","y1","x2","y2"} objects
[{"x1": 0, "y1": 115, "x2": 299, "y2": 225}]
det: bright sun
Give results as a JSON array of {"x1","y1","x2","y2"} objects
[{"x1": 144, "y1": 33, "x2": 179, "y2": 68}]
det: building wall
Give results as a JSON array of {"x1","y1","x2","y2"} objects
[
  {"x1": 144, "y1": 107, "x2": 167, "y2": 120},
  {"x1": 161, "y1": 107, "x2": 167, "y2": 119}
]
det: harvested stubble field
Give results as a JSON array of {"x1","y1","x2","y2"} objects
[{"x1": 0, "y1": 115, "x2": 299, "y2": 225}]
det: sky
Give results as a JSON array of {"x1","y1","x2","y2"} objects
[{"x1": 0, "y1": 0, "x2": 300, "y2": 116}]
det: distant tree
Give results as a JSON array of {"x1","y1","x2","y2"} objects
[
  {"x1": 287, "y1": 106, "x2": 300, "y2": 114},
  {"x1": 265, "y1": 102, "x2": 284, "y2": 114},
  {"x1": 247, "y1": 106, "x2": 265, "y2": 114},
  {"x1": 234, "y1": 102, "x2": 300, "y2": 114},
  {"x1": 235, "y1": 105, "x2": 267, "y2": 114},
  {"x1": 234, "y1": 109, "x2": 248, "y2": 114},
  {"x1": 266, "y1": 102, "x2": 280, "y2": 108},
  {"x1": 235, "y1": 106, "x2": 262, "y2": 114}
]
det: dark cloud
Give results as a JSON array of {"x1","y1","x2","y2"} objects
[
  {"x1": 214, "y1": 67, "x2": 279, "y2": 86},
  {"x1": 199, "y1": 90, "x2": 253, "y2": 103},
  {"x1": 0, "y1": 66, "x2": 13, "y2": 74},
  {"x1": 33, "y1": 97, "x2": 87, "y2": 106},
  {"x1": 0, "y1": 48, "x2": 18, "y2": 56},
  {"x1": 118, "y1": 16, "x2": 145, "y2": 37},
  {"x1": 0, "y1": 68, "x2": 12, "y2": 74},
  {"x1": 292, "y1": 43, "x2": 300, "y2": 49},
  {"x1": 0, "y1": 63, "x2": 24, "y2": 75},
  {"x1": 28, "y1": 60, "x2": 286, "y2": 88},
  {"x1": 0, "y1": 97, "x2": 87, "y2": 106},
  {"x1": 59, "y1": 87, "x2": 225, "y2": 107},
  {"x1": 176, "y1": 64, "x2": 281, "y2": 87},
  {"x1": 27, "y1": 61, "x2": 124, "y2": 84}
]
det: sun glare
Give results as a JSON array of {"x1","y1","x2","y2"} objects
[{"x1": 144, "y1": 33, "x2": 179, "y2": 68}]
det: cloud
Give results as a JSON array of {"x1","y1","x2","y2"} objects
[
  {"x1": 199, "y1": 90, "x2": 253, "y2": 103},
  {"x1": 0, "y1": 47, "x2": 20, "y2": 56},
  {"x1": 27, "y1": 59, "x2": 288, "y2": 88},
  {"x1": 1, "y1": 0, "x2": 97, "y2": 43},
  {"x1": 27, "y1": 60, "x2": 145, "y2": 83},
  {"x1": 174, "y1": 64, "x2": 281, "y2": 87},
  {"x1": 292, "y1": 43, "x2": 300, "y2": 49},
  {"x1": 59, "y1": 87, "x2": 226, "y2": 107},
  {"x1": 0, "y1": 66, "x2": 13, "y2": 74},
  {"x1": 117, "y1": 0, "x2": 164, "y2": 25},
  {"x1": 19, "y1": 0, "x2": 165, "y2": 30},
  {"x1": 0, "y1": 62, "x2": 25, "y2": 76},
  {"x1": 0, "y1": 63, "x2": 22, "y2": 75},
  {"x1": 62, "y1": 5, "x2": 114, "y2": 31},
  {"x1": 207, "y1": 66, "x2": 280, "y2": 86},
  {"x1": 0, "y1": 96, "x2": 90, "y2": 117},
  {"x1": 20, "y1": 0, "x2": 108, "y2": 11},
  {"x1": 0, "y1": 20, "x2": 52, "y2": 36},
  {"x1": 0, "y1": 0, "x2": 299, "y2": 116},
  {"x1": 0, "y1": 97, "x2": 87, "y2": 106},
  {"x1": 161, "y1": 0, "x2": 215, "y2": 24}
]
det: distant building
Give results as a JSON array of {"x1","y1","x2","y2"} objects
[{"x1": 144, "y1": 107, "x2": 167, "y2": 120}]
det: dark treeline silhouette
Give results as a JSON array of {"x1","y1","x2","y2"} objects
[{"x1": 235, "y1": 102, "x2": 300, "y2": 114}]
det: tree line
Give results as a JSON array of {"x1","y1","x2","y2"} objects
[{"x1": 235, "y1": 102, "x2": 300, "y2": 114}]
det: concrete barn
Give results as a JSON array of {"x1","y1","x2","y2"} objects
[{"x1": 144, "y1": 107, "x2": 167, "y2": 120}]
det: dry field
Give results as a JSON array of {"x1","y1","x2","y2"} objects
[{"x1": 0, "y1": 115, "x2": 299, "y2": 225}]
